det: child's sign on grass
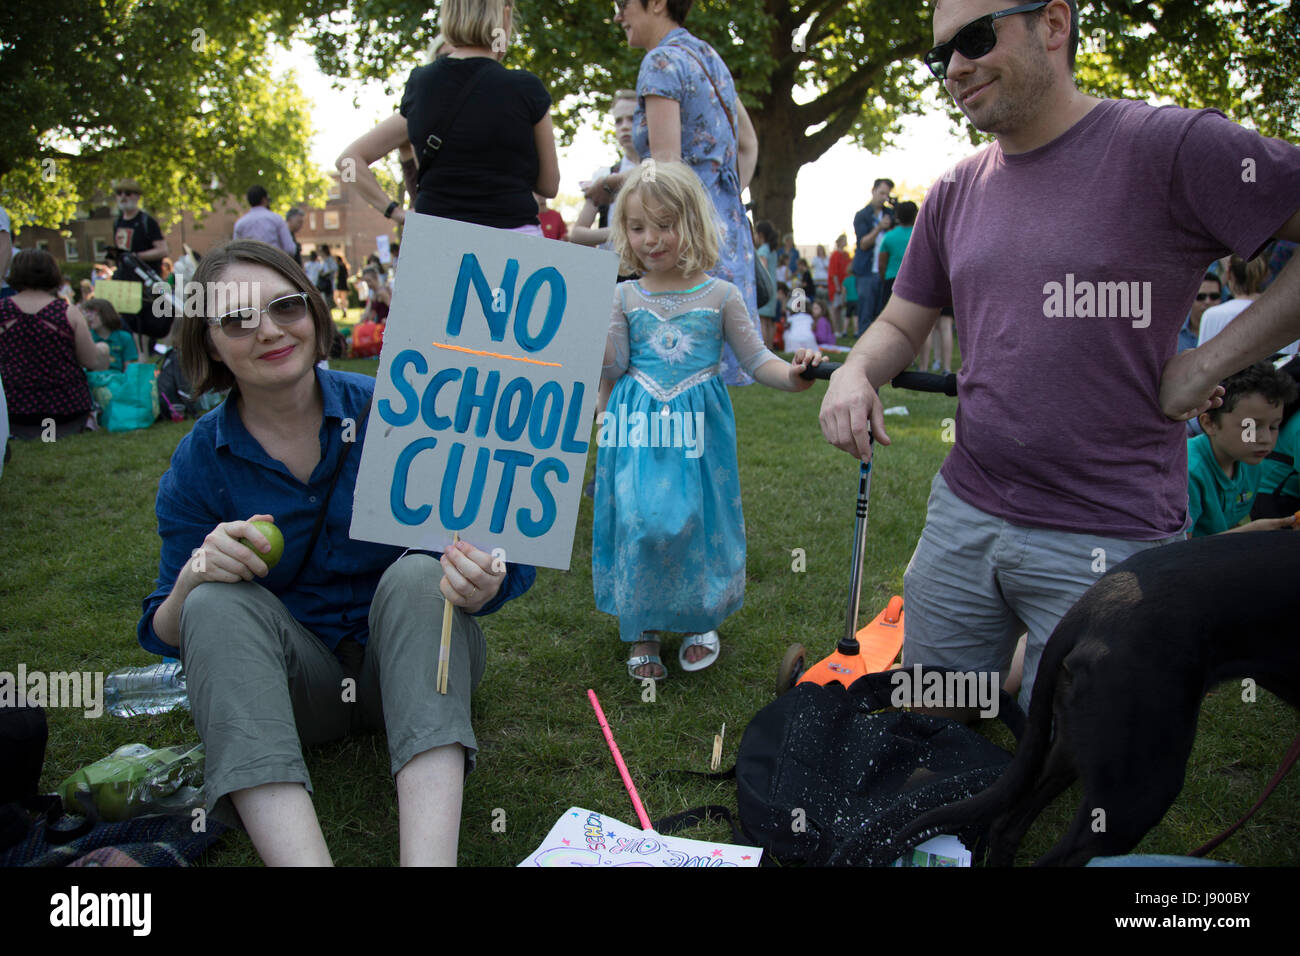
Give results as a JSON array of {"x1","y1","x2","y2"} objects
[
  {"x1": 520, "y1": 807, "x2": 762, "y2": 867},
  {"x1": 350, "y1": 213, "x2": 618, "y2": 570}
]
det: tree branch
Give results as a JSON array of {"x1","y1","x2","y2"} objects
[
  {"x1": 804, "y1": 0, "x2": 856, "y2": 47},
  {"x1": 799, "y1": 96, "x2": 866, "y2": 162},
  {"x1": 793, "y1": 67, "x2": 879, "y2": 129},
  {"x1": 792, "y1": 34, "x2": 930, "y2": 128}
]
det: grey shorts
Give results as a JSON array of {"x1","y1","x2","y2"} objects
[
  {"x1": 902, "y1": 473, "x2": 1182, "y2": 712},
  {"x1": 178, "y1": 554, "x2": 486, "y2": 829}
]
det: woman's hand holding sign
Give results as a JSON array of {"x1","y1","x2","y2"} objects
[{"x1": 439, "y1": 539, "x2": 506, "y2": 614}]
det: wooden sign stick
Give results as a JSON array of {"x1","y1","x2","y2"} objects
[{"x1": 437, "y1": 532, "x2": 459, "y2": 694}]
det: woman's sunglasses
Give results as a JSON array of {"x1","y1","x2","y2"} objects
[
  {"x1": 924, "y1": 1, "x2": 1050, "y2": 79},
  {"x1": 209, "y1": 292, "x2": 311, "y2": 338}
]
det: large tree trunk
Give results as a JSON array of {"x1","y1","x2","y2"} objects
[{"x1": 748, "y1": 105, "x2": 801, "y2": 239}]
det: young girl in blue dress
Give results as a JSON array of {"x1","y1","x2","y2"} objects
[{"x1": 594, "y1": 160, "x2": 822, "y2": 682}]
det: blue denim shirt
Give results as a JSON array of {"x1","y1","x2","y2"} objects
[
  {"x1": 851, "y1": 205, "x2": 883, "y2": 276},
  {"x1": 137, "y1": 367, "x2": 535, "y2": 656},
  {"x1": 1177, "y1": 313, "x2": 1199, "y2": 353}
]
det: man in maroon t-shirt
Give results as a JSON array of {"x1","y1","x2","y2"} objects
[{"x1": 819, "y1": 0, "x2": 1300, "y2": 712}]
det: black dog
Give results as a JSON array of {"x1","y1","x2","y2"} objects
[{"x1": 894, "y1": 532, "x2": 1300, "y2": 866}]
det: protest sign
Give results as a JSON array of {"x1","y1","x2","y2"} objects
[
  {"x1": 350, "y1": 213, "x2": 618, "y2": 570},
  {"x1": 93, "y1": 279, "x2": 143, "y2": 315},
  {"x1": 375, "y1": 235, "x2": 391, "y2": 265},
  {"x1": 520, "y1": 808, "x2": 762, "y2": 867}
]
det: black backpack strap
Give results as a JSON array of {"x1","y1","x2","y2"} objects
[
  {"x1": 43, "y1": 791, "x2": 98, "y2": 845},
  {"x1": 416, "y1": 60, "x2": 502, "y2": 189},
  {"x1": 652, "y1": 804, "x2": 742, "y2": 840},
  {"x1": 284, "y1": 397, "x2": 372, "y2": 591}
]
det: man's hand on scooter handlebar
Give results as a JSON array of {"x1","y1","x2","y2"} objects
[{"x1": 818, "y1": 362, "x2": 886, "y2": 462}]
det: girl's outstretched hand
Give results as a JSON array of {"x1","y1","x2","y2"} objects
[
  {"x1": 788, "y1": 348, "x2": 824, "y2": 390},
  {"x1": 439, "y1": 539, "x2": 506, "y2": 613}
]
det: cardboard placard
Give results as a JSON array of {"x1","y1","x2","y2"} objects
[
  {"x1": 92, "y1": 279, "x2": 143, "y2": 315},
  {"x1": 350, "y1": 213, "x2": 618, "y2": 570}
]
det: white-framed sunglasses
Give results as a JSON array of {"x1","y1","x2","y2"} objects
[{"x1": 208, "y1": 292, "x2": 311, "y2": 338}]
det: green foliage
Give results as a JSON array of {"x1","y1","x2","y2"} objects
[
  {"x1": 0, "y1": 0, "x2": 330, "y2": 229},
  {"x1": 7, "y1": 1, "x2": 1295, "y2": 238},
  {"x1": 286, "y1": 0, "x2": 1297, "y2": 234}
]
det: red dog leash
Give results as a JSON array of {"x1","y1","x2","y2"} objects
[{"x1": 1190, "y1": 730, "x2": 1300, "y2": 858}]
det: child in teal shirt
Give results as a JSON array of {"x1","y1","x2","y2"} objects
[
  {"x1": 1254, "y1": 411, "x2": 1300, "y2": 517},
  {"x1": 1187, "y1": 362, "x2": 1298, "y2": 535},
  {"x1": 82, "y1": 299, "x2": 138, "y2": 372},
  {"x1": 877, "y1": 201, "x2": 917, "y2": 309},
  {"x1": 876, "y1": 201, "x2": 917, "y2": 283}
]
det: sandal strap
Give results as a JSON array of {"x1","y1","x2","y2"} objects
[
  {"x1": 627, "y1": 654, "x2": 666, "y2": 678},
  {"x1": 682, "y1": 632, "x2": 720, "y2": 651}
]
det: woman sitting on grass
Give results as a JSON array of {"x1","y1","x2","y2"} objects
[
  {"x1": 136, "y1": 239, "x2": 535, "y2": 866},
  {"x1": 0, "y1": 249, "x2": 110, "y2": 440}
]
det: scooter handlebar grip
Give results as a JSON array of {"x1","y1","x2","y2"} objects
[
  {"x1": 797, "y1": 362, "x2": 957, "y2": 397},
  {"x1": 798, "y1": 360, "x2": 841, "y2": 381},
  {"x1": 890, "y1": 371, "x2": 958, "y2": 396}
]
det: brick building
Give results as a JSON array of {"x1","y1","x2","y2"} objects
[{"x1": 13, "y1": 172, "x2": 399, "y2": 281}]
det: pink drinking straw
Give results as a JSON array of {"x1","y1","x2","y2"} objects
[{"x1": 587, "y1": 689, "x2": 653, "y2": 831}]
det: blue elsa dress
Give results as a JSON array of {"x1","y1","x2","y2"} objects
[{"x1": 593, "y1": 278, "x2": 779, "y2": 642}]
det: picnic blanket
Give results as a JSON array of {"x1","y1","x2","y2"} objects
[{"x1": 0, "y1": 811, "x2": 228, "y2": 867}]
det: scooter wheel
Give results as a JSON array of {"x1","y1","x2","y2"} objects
[{"x1": 776, "y1": 643, "x2": 807, "y2": 696}]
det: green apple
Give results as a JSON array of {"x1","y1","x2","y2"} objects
[
  {"x1": 240, "y1": 520, "x2": 284, "y2": 571},
  {"x1": 94, "y1": 780, "x2": 132, "y2": 822}
]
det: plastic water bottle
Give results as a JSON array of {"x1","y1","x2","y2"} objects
[{"x1": 103, "y1": 662, "x2": 190, "y2": 717}]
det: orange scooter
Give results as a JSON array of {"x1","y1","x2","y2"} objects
[{"x1": 776, "y1": 366, "x2": 957, "y2": 695}]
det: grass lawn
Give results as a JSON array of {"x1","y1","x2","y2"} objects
[{"x1": 1, "y1": 352, "x2": 1296, "y2": 866}]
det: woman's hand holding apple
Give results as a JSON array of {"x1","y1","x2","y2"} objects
[{"x1": 182, "y1": 514, "x2": 282, "y2": 586}]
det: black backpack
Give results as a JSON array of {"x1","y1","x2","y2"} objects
[
  {"x1": 662, "y1": 671, "x2": 1020, "y2": 866},
  {"x1": 0, "y1": 702, "x2": 95, "y2": 850}
]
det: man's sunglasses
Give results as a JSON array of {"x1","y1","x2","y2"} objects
[
  {"x1": 208, "y1": 293, "x2": 311, "y2": 338},
  {"x1": 924, "y1": 1, "x2": 1050, "y2": 79},
  {"x1": 1195, "y1": 292, "x2": 1222, "y2": 302}
]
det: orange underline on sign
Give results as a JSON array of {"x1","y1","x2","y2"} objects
[{"x1": 433, "y1": 343, "x2": 563, "y2": 367}]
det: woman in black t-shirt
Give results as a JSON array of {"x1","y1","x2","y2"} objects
[{"x1": 335, "y1": 1, "x2": 559, "y2": 232}]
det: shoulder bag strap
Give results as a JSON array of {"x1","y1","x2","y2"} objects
[
  {"x1": 666, "y1": 41, "x2": 736, "y2": 137},
  {"x1": 416, "y1": 60, "x2": 503, "y2": 187},
  {"x1": 283, "y1": 397, "x2": 373, "y2": 591}
]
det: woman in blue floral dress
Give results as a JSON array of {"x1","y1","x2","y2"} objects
[{"x1": 595, "y1": 0, "x2": 760, "y2": 386}]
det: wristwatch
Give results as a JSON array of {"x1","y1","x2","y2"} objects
[{"x1": 384, "y1": 201, "x2": 399, "y2": 219}]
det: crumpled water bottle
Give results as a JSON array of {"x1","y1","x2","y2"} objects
[{"x1": 103, "y1": 661, "x2": 189, "y2": 717}]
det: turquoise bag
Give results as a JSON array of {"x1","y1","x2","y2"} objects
[
  {"x1": 102, "y1": 363, "x2": 159, "y2": 432},
  {"x1": 86, "y1": 369, "x2": 123, "y2": 417}
]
